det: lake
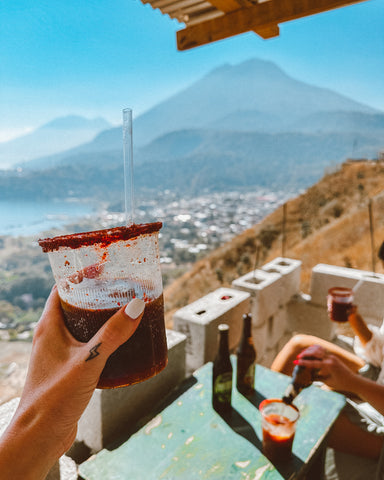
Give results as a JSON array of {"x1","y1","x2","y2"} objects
[{"x1": 0, "y1": 200, "x2": 96, "y2": 236}]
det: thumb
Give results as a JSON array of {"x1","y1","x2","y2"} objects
[{"x1": 82, "y1": 298, "x2": 145, "y2": 367}]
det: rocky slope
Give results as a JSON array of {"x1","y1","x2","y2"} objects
[{"x1": 164, "y1": 159, "x2": 384, "y2": 326}]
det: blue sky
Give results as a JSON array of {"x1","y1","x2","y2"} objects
[{"x1": 0, "y1": 0, "x2": 383, "y2": 141}]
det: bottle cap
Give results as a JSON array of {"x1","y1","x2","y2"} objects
[{"x1": 218, "y1": 323, "x2": 229, "y2": 332}]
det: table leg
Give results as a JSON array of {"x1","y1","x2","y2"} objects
[{"x1": 303, "y1": 444, "x2": 326, "y2": 480}]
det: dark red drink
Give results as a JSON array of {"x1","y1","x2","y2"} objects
[
  {"x1": 262, "y1": 414, "x2": 295, "y2": 462},
  {"x1": 61, "y1": 294, "x2": 167, "y2": 388},
  {"x1": 39, "y1": 222, "x2": 167, "y2": 389},
  {"x1": 259, "y1": 398, "x2": 299, "y2": 463},
  {"x1": 327, "y1": 287, "x2": 353, "y2": 323}
]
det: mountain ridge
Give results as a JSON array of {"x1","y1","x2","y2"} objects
[
  {"x1": 0, "y1": 115, "x2": 111, "y2": 168},
  {"x1": 0, "y1": 57, "x2": 382, "y2": 202}
]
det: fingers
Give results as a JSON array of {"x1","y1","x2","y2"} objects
[
  {"x1": 296, "y1": 358, "x2": 324, "y2": 370},
  {"x1": 33, "y1": 286, "x2": 69, "y2": 342},
  {"x1": 40, "y1": 285, "x2": 61, "y2": 319},
  {"x1": 82, "y1": 298, "x2": 145, "y2": 365},
  {"x1": 297, "y1": 344, "x2": 326, "y2": 360}
]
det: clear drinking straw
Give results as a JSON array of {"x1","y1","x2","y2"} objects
[
  {"x1": 123, "y1": 108, "x2": 134, "y2": 225},
  {"x1": 368, "y1": 198, "x2": 376, "y2": 275}
]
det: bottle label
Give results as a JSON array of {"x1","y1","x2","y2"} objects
[
  {"x1": 213, "y1": 373, "x2": 232, "y2": 403},
  {"x1": 244, "y1": 364, "x2": 255, "y2": 387}
]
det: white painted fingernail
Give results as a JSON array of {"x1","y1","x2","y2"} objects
[{"x1": 125, "y1": 298, "x2": 145, "y2": 319}]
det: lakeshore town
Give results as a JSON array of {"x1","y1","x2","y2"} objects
[
  {"x1": 0, "y1": 187, "x2": 297, "y2": 342},
  {"x1": 117, "y1": 188, "x2": 297, "y2": 265}
]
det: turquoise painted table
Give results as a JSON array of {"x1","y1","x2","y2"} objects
[{"x1": 79, "y1": 359, "x2": 346, "y2": 480}]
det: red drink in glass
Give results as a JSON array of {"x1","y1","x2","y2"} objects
[
  {"x1": 261, "y1": 413, "x2": 295, "y2": 462},
  {"x1": 327, "y1": 287, "x2": 353, "y2": 323},
  {"x1": 39, "y1": 222, "x2": 167, "y2": 388},
  {"x1": 259, "y1": 399, "x2": 299, "y2": 463}
]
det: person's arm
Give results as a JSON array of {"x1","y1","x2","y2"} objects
[
  {"x1": 297, "y1": 345, "x2": 384, "y2": 415},
  {"x1": 347, "y1": 305, "x2": 372, "y2": 346},
  {"x1": 0, "y1": 287, "x2": 145, "y2": 480},
  {"x1": 347, "y1": 373, "x2": 384, "y2": 415}
]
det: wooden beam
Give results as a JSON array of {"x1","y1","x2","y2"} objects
[
  {"x1": 208, "y1": 0, "x2": 244, "y2": 12},
  {"x1": 177, "y1": 0, "x2": 368, "y2": 50},
  {"x1": 253, "y1": 24, "x2": 280, "y2": 39}
]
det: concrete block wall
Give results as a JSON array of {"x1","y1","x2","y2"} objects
[
  {"x1": 232, "y1": 269, "x2": 283, "y2": 322},
  {"x1": 173, "y1": 287, "x2": 251, "y2": 375},
  {"x1": 75, "y1": 329, "x2": 187, "y2": 453},
  {"x1": 231, "y1": 258, "x2": 302, "y2": 365},
  {"x1": 262, "y1": 257, "x2": 302, "y2": 301},
  {"x1": 286, "y1": 293, "x2": 334, "y2": 341}
]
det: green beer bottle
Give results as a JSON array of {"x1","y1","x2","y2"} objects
[
  {"x1": 212, "y1": 324, "x2": 233, "y2": 413},
  {"x1": 236, "y1": 313, "x2": 256, "y2": 396}
]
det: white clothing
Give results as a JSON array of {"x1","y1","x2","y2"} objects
[{"x1": 354, "y1": 322, "x2": 384, "y2": 385}]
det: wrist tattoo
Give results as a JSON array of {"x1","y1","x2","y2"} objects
[{"x1": 86, "y1": 342, "x2": 102, "y2": 362}]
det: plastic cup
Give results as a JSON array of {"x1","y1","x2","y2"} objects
[
  {"x1": 39, "y1": 222, "x2": 168, "y2": 389},
  {"x1": 259, "y1": 398, "x2": 299, "y2": 462},
  {"x1": 327, "y1": 287, "x2": 354, "y2": 323}
]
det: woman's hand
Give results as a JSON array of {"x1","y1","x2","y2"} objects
[
  {"x1": 296, "y1": 344, "x2": 357, "y2": 393},
  {"x1": 297, "y1": 344, "x2": 384, "y2": 416},
  {"x1": 0, "y1": 286, "x2": 145, "y2": 480}
]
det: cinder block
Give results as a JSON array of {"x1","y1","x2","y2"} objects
[
  {"x1": 0, "y1": 397, "x2": 19, "y2": 436},
  {"x1": 76, "y1": 329, "x2": 187, "y2": 453},
  {"x1": 173, "y1": 287, "x2": 251, "y2": 374},
  {"x1": 232, "y1": 269, "x2": 283, "y2": 325},
  {"x1": 46, "y1": 458, "x2": 77, "y2": 480},
  {"x1": 310, "y1": 264, "x2": 384, "y2": 321},
  {"x1": 253, "y1": 308, "x2": 289, "y2": 366},
  {"x1": 262, "y1": 257, "x2": 302, "y2": 302},
  {"x1": 269, "y1": 306, "x2": 289, "y2": 348},
  {"x1": 252, "y1": 322, "x2": 269, "y2": 364},
  {"x1": 277, "y1": 331, "x2": 295, "y2": 354},
  {"x1": 287, "y1": 293, "x2": 334, "y2": 341},
  {"x1": 259, "y1": 346, "x2": 278, "y2": 368}
]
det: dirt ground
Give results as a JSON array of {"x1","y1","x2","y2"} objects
[{"x1": 0, "y1": 341, "x2": 32, "y2": 405}]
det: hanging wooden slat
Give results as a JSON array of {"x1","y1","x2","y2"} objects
[
  {"x1": 186, "y1": 8, "x2": 224, "y2": 24},
  {"x1": 162, "y1": 0, "x2": 209, "y2": 13},
  {"x1": 176, "y1": 0, "x2": 368, "y2": 50}
]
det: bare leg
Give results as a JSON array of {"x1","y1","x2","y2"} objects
[
  {"x1": 270, "y1": 334, "x2": 365, "y2": 376},
  {"x1": 329, "y1": 412, "x2": 383, "y2": 459}
]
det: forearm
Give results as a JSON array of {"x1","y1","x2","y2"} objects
[
  {"x1": 348, "y1": 374, "x2": 384, "y2": 416},
  {"x1": 0, "y1": 407, "x2": 61, "y2": 480},
  {"x1": 348, "y1": 311, "x2": 372, "y2": 346}
]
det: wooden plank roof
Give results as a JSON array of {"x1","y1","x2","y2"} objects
[{"x1": 140, "y1": 0, "x2": 369, "y2": 50}]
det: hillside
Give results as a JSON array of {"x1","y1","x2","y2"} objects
[{"x1": 164, "y1": 159, "x2": 384, "y2": 326}]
